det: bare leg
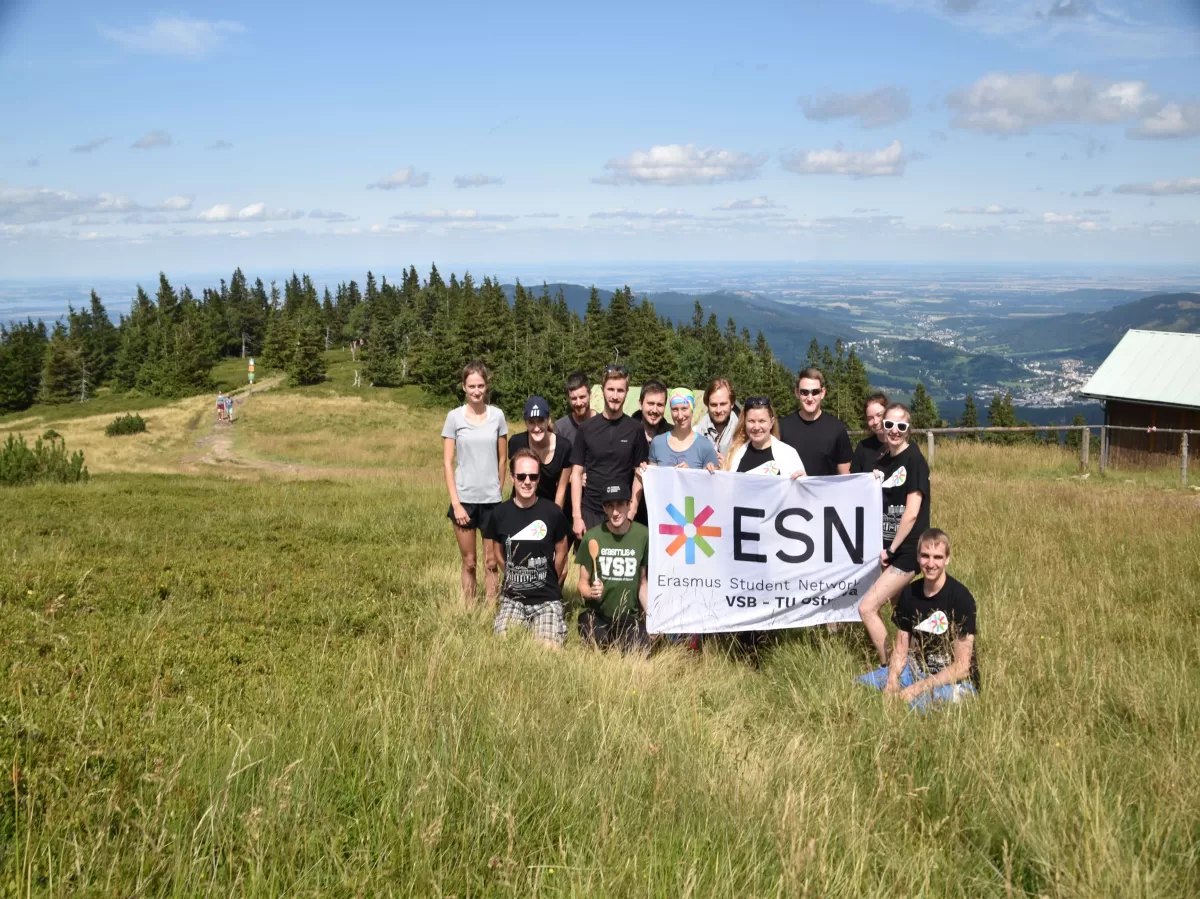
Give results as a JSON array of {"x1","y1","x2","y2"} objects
[
  {"x1": 858, "y1": 567, "x2": 917, "y2": 664},
  {"x1": 453, "y1": 524, "x2": 478, "y2": 606},
  {"x1": 482, "y1": 538, "x2": 500, "y2": 605}
]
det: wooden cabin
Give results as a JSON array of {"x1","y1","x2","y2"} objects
[{"x1": 1081, "y1": 329, "x2": 1200, "y2": 466}]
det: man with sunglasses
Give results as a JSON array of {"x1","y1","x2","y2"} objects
[
  {"x1": 569, "y1": 365, "x2": 649, "y2": 541},
  {"x1": 486, "y1": 448, "x2": 571, "y2": 647},
  {"x1": 778, "y1": 367, "x2": 853, "y2": 478}
]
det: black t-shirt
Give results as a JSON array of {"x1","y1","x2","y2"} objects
[
  {"x1": 778, "y1": 412, "x2": 853, "y2": 477},
  {"x1": 485, "y1": 498, "x2": 569, "y2": 605},
  {"x1": 569, "y1": 413, "x2": 649, "y2": 516},
  {"x1": 737, "y1": 443, "x2": 775, "y2": 472},
  {"x1": 850, "y1": 435, "x2": 886, "y2": 474},
  {"x1": 630, "y1": 413, "x2": 670, "y2": 526},
  {"x1": 873, "y1": 443, "x2": 931, "y2": 565},
  {"x1": 895, "y1": 575, "x2": 979, "y2": 687},
  {"x1": 507, "y1": 432, "x2": 572, "y2": 505}
]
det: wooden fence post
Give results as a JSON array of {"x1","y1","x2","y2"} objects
[
  {"x1": 927, "y1": 430, "x2": 935, "y2": 467},
  {"x1": 1183, "y1": 432, "x2": 1189, "y2": 487},
  {"x1": 1100, "y1": 426, "x2": 1108, "y2": 473},
  {"x1": 1081, "y1": 426, "x2": 1089, "y2": 469}
]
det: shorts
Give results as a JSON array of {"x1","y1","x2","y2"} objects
[
  {"x1": 857, "y1": 662, "x2": 978, "y2": 713},
  {"x1": 447, "y1": 501, "x2": 498, "y2": 532},
  {"x1": 579, "y1": 608, "x2": 649, "y2": 655},
  {"x1": 579, "y1": 504, "x2": 605, "y2": 531},
  {"x1": 494, "y1": 597, "x2": 567, "y2": 647}
]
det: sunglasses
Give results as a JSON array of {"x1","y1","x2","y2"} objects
[
  {"x1": 883, "y1": 419, "x2": 910, "y2": 433},
  {"x1": 604, "y1": 365, "x2": 628, "y2": 376},
  {"x1": 513, "y1": 472, "x2": 540, "y2": 482},
  {"x1": 797, "y1": 388, "x2": 823, "y2": 397},
  {"x1": 743, "y1": 396, "x2": 772, "y2": 409}
]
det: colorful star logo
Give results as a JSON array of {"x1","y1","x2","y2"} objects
[{"x1": 659, "y1": 496, "x2": 722, "y2": 564}]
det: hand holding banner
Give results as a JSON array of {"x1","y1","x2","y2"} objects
[{"x1": 643, "y1": 467, "x2": 882, "y2": 633}]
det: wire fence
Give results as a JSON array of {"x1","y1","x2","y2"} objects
[{"x1": 849, "y1": 425, "x2": 1197, "y2": 486}]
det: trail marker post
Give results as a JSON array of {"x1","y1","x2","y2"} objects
[{"x1": 248, "y1": 357, "x2": 255, "y2": 386}]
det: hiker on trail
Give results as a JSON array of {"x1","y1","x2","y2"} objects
[
  {"x1": 507, "y1": 395, "x2": 571, "y2": 509},
  {"x1": 647, "y1": 388, "x2": 719, "y2": 472},
  {"x1": 631, "y1": 379, "x2": 670, "y2": 526},
  {"x1": 570, "y1": 365, "x2": 648, "y2": 540},
  {"x1": 555, "y1": 371, "x2": 595, "y2": 551},
  {"x1": 858, "y1": 528, "x2": 978, "y2": 711},
  {"x1": 694, "y1": 378, "x2": 739, "y2": 465},
  {"x1": 778, "y1": 367, "x2": 853, "y2": 477},
  {"x1": 850, "y1": 393, "x2": 890, "y2": 474},
  {"x1": 857, "y1": 402, "x2": 931, "y2": 664},
  {"x1": 442, "y1": 360, "x2": 508, "y2": 607},
  {"x1": 225, "y1": 393, "x2": 235, "y2": 423},
  {"x1": 577, "y1": 480, "x2": 650, "y2": 655},
  {"x1": 487, "y1": 448, "x2": 571, "y2": 648},
  {"x1": 216, "y1": 392, "x2": 227, "y2": 422},
  {"x1": 723, "y1": 396, "x2": 806, "y2": 478}
]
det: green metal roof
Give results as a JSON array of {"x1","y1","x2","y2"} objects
[{"x1": 1081, "y1": 329, "x2": 1200, "y2": 410}]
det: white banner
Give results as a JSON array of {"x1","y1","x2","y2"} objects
[{"x1": 643, "y1": 467, "x2": 882, "y2": 632}]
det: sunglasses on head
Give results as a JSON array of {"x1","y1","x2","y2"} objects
[
  {"x1": 604, "y1": 365, "x2": 628, "y2": 376},
  {"x1": 513, "y1": 472, "x2": 540, "y2": 482},
  {"x1": 883, "y1": 419, "x2": 910, "y2": 433},
  {"x1": 797, "y1": 387, "x2": 823, "y2": 397},
  {"x1": 743, "y1": 396, "x2": 772, "y2": 409}
]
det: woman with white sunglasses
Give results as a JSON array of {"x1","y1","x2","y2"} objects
[{"x1": 857, "y1": 402, "x2": 931, "y2": 665}]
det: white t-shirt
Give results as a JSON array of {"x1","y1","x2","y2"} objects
[{"x1": 441, "y1": 405, "x2": 508, "y2": 504}]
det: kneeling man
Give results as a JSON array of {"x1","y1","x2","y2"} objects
[
  {"x1": 486, "y1": 448, "x2": 571, "y2": 647},
  {"x1": 577, "y1": 481, "x2": 650, "y2": 654},
  {"x1": 858, "y1": 528, "x2": 979, "y2": 710}
]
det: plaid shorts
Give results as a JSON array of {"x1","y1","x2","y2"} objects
[{"x1": 494, "y1": 597, "x2": 567, "y2": 647}]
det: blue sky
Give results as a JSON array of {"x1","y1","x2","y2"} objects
[{"x1": 2, "y1": 0, "x2": 1199, "y2": 277}]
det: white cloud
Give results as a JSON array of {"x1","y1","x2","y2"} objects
[
  {"x1": 367, "y1": 167, "x2": 431, "y2": 190},
  {"x1": 593, "y1": 144, "x2": 767, "y2": 186},
  {"x1": 131, "y1": 129, "x2": 172, "y2": 150},
  {"x1": 780, "y1": 139, "x2": 908, "y2": 178},
  {"x1": 71, "y1": 136, "x2": 111, "y2": 154},
  {"x1": 1129, "y1": 102, "x2": 1200, "y2": 139},
  {"x1": 524, "y1": 212, "x2": 560, "y2": 218},
  {"x1": 713, "y1": 196, "x2": 780, "y2": 211},
  {"x1": 1113, "y1": 177, "x2": 1200, "y2": 196},
  {"x1": 160, "y1": 195, "x2": 193, "y2": 211},
  {"x1": 453, "y1": 173, "x2": 504, "y2": 189},
  {"x1": 389, "y1": 209, "x2": 516, "y2": 222},
  {"x1": 946, "y1": 204, "x2": 1024, "y2": 214},
  {"x1": 309, "y1": 209, "x2": 357, "y2": 222},
  {"x1": 195, "y1": 203, "x2": 303, "y2": 223},
  {"x1": 947, "y1": 72, "x2": 1159, "y2": 134},
  {"x1": 98, "y1": 16, "x2": 245, "y2": 58},
  {"x1": 590, "y1": 208, "x2": 693, "y2": 220},
  {"x1": 1043, "y1": 211, "x2": 1080, "y2": 223},
  {"x1": 206, "y1": 139, "x2": 233, "y2": 151},
  {"x1": 800, "y1": 86, "x2": 911, "y2": 128}
]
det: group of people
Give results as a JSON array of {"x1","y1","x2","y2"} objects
[
  {"x1": 215, "y1": 392, "x2": 235, "y2": 422},
  {"x1": 441, "y1": 361, "x2": 979, "y2": 710}
]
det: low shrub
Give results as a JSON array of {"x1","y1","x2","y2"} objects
[
  {"x1": 0, "y1": 432, "x2": 89, "y2": 486},
  {"x1": 105, "y1": 413, "x2": 147, "y2": 437}
]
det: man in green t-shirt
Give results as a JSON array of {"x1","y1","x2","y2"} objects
[{"x1": 576, "y1": 480, "x2": 649, "y2": 654}]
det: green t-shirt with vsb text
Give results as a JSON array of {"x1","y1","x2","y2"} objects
[{"x1": 576, "y1": 521, "x2": 649, "y2": 620}]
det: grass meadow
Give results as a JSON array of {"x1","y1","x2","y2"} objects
[{"x1": 3, "y1": 359, "x2": 1200, "y2": 896}]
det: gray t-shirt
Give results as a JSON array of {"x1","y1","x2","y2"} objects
[
  {"x1": 649, "y1": 432, "x2": 719, "y2": 470},
  {"x1": 442, "y1": 405, "x2": 508, "y2": 504}
]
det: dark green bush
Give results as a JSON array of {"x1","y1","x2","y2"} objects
[
  {"x1": 0, "y1": 433, "x2": 89, "y2": 486},
  {"x1": 104, "y1": 413, "x2": 147, "y2": 437}
]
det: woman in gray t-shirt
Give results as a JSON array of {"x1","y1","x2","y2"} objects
[{"x1": 442, "y1": 361, "x2": 508, "y2": 606}]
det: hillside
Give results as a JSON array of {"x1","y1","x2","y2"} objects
[
  {"x1": 989, "y1": 292, "x2": 1200, "y2": 357},
  {"x1": 863, "y1": 338, "x2": 1029, "y2": 395}
]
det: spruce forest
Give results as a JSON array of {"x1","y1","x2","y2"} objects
[{"x1": 2, "y1": 262, "x2": 1042, "y2": 434}]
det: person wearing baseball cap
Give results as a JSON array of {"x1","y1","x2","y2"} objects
[
  {"x1": 507, "y1": 395, "x2": 572, "y2": 510},
  {"x1": 576, "y1": 479, "x2": 650, "y2": 655}
]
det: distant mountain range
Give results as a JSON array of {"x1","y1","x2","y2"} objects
[{"x1": 988, "y1": 292, "x2": 1200, "y2": 362}]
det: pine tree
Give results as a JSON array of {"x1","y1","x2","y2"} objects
[
  {"x1": 0, "y1": 320, "x2": 49, "y2": 412},
  {"x1": 843, "y1": 348, "x2": 871, "y2": 429},
  {"x1": 986, "y1": 391, "x2": 1019, "y2": 444},
  {"x1": 363, "y1": 304, "x2": 401, "y2": 387},
  {"x1": 261, "y1": 309, "x2": 292, "y2": 371},
  {"x1": 958, "y1": 394, "x2": 980, "y2": 441},
  {"x1": 286, "y1": 305, "x2": 327, "y2": 387},
  {"x1": 910, "y1": 382, "x2": 940, "y2": 430},
  {"x1": 38, "y1": 323, "x2": 81, "y2": 405},
  {"x1": 578, "y1": 287, "x2": 609, "y2": 376},
  {"x1": 112, "y1": 286, "x2": 155, "y2": 392}
]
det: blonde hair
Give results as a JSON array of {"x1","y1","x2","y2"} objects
[{"x1": 723, "y1": 404, "x2": 780, "y2": 470}]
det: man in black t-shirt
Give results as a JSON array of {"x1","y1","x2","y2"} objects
[
  {"x1": 486, "y1": 449, "x2": 571, "y2": 647},
  {"x1": 569, "y1": 367, "x2": 649, "y2": 539},
  {"x1": 631, "y1": 379, "x2": 670, "y2": 527},
  {"x1": 777, "y1": 367, "x2": 852, "y2": 477},
  {"x1": 858, "y1": 529, "x2": 979, "y2": 711},
  {"x1": 555, "y1": 372, "x2": 596, "y2": 548}
]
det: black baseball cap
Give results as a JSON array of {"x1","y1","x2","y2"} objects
[
  {"x1": 524, "y1": 395, "x2": 550, "y2": 420},
  {"x1": 600, "y1": 481, "x2": 631, "y2": 503}
]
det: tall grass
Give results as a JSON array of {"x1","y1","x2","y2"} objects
[{"x1": 1, "y1": 388, "x2": 1198, "y2": 896}]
